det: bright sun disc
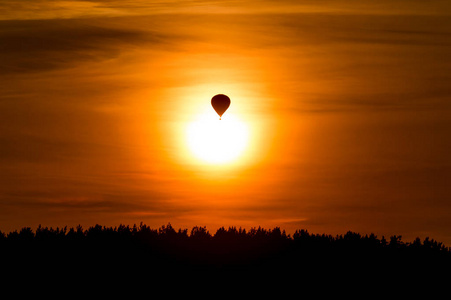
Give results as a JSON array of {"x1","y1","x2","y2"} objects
[{"x1": 187, "y1": 114, "x2": 249, "y2": 164}]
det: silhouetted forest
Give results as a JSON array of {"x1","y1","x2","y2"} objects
[{"x1": 2, "y1": 222, "x2": 450, "y2": 278}]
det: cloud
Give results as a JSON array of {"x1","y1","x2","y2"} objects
[
  {"x1": 0, "y1": 18, "x2": 171, "y2": 74},
  {"x1": 2, "y1": 0, "x2": 450, "y2": 22},
  {"x1": 246, "y1": 13, "x2": 451, "y2": 113}
]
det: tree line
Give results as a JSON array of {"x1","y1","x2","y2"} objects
[
  {"x1": 2, "y1": 222, "x2": 449, "y2": 252},
  {"x1": 1, "y1": 223, "x2": 450, "y2": 273}
]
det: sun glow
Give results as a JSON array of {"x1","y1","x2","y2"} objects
[{"x1": 187, "y1": 113, "x2": 249, "y2": 164}]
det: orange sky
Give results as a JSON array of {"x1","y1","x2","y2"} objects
[{"x1": 1, "y1": 0, "x2": 451, "y2": 244}]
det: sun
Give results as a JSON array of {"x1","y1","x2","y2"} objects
[{"x1": 187, "y1": 113, "x2": 249, "y2": 164}]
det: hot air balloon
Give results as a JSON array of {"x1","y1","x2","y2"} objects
[{"x1": 211, "y1": 94, "x2": 231, "y2": 120}]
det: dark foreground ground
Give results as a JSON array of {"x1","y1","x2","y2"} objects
[{"x1": 2, "y1": 223, "x2": 450, "y2": 289}]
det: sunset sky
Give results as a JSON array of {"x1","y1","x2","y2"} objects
[{"x1": 1, "y1": 0, "x2": 451, "y2": 244}]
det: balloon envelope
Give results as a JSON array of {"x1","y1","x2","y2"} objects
[{"x1": 211, "y1": 94, "x2": 231, "y2": 118}]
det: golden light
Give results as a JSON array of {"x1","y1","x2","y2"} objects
[{"x1": 187, "y1": 113, "x2": 249, "y2": 164}]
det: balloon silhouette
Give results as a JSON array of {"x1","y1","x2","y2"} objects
[{"x1": 211, "y1": 94, "x2": 231, "y2": 120}]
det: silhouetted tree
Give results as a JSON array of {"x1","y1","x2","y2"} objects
[
  {"x1": 190, "y1": 226, "x2": 211, "y2": 240},
  {"x1": 1, "y1": 222, "x2": 450, "y2": 275}
]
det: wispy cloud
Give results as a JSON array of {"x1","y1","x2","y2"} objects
[
  {"x1": 0, "y1": 18, "x2": 178, "y2": 74},
  {"x1": 2, "y1": 0, "x2": 450, "y2": 21}
]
